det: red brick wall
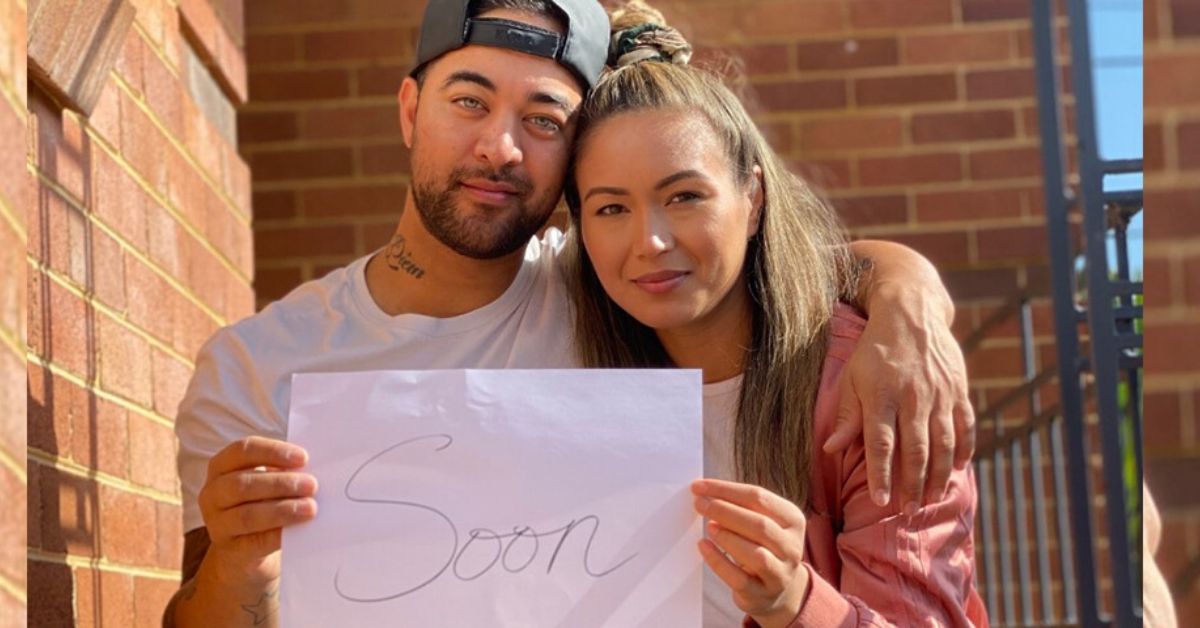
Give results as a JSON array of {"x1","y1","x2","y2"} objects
[
  {"x1": 0, "y1": 0, "x2": 28, "y2": 623},
  {"x1": 25, "y1": 0, "x2": 250, "y2": 625},
  {"x1": 241, "y1": 2, "x2": 422, "y2": 307},
  {"x1": 1145, "y1": 0, "x2": 1200, "y2": 619},
  {"x1": 238, "y1": 0, "x2": 1156, "y2": 621},
  {"x1": 242, "y1": 0, "x2": 1066, "y2": 387}
]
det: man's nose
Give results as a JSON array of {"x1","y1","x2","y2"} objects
[{"x1": 474, "y1": 119, "x2": 524, "y2": 169}]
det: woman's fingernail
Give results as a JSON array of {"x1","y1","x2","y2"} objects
[{"x1": 872, "y1": 489, "x2": 889, "y2": 506}]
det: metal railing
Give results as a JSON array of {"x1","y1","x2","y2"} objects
[{"x1": 967, "y1": 1, "x2": 1144, "y2": 626}]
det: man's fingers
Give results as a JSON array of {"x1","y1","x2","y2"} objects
[
  {"x1": 897, "y1": 400, "x2": 932, "y2": 515},
  {"x1": 924, "y1": 400, "x2": 955, "y2": 504},
  {"x1": 824, "y1": 377, "x2": 864, "y2": 453},
  {"x1": 206, "y1": 470, "x2": 318, "y2": 511},
  {"x1": 953, "y1": 401, "x2": 977, "y2": 470},
  {"x1": 861, "y1": 402, "x2": 898, "y2": 507},
  {"x1": 207, "y1": 436, "x2": 308, "y2": 481},
  {"x1": 211, "y1": 498, "x2": 318, "y2": 541}
]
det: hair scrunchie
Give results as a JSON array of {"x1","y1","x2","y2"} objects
[{"x1": 608, "y1": 22, "x2": 693, "y2": 68}]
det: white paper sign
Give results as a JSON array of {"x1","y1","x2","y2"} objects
[{"x1": 282, "y1": 369, "x2": 703, "y2": 627}]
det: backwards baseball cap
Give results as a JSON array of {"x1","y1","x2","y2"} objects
[{"x1": 410, "y1": 0, "x2": 610, "y2": 92}]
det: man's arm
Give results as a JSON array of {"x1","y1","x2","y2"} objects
[
  {"x1": 826, "y1": 239, "x2": 975, "y2": 513},
  {"x1": 162, "y1": 438, "x2": 316, "y2": 628},
  {"x1": 163, "y1": 527, "x2": 281, "y2": 628}
]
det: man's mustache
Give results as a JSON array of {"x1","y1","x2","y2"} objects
[{"x1": 451, "y1": 167, "x2": 533, "y2": 196}]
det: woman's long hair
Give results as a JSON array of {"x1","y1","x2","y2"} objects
[{"x1": 562, "y1": 2, "x2": 859, "y2": 508}]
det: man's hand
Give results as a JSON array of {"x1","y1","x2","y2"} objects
[
  {"x1": 828, "y1": 240, "x2": 976, "y2": 514},
  {"x1": 197, "y1": 436, "x2": 318, "y2": 587}
]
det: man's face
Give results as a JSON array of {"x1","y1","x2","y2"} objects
[{"x1": 402, "y1": 10, "x2": 584, "y2": 259}]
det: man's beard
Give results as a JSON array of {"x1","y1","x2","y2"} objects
[{"x1": 411, "y1": 161, "x2": 558, "y2": 260}]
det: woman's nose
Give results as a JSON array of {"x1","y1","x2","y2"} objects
[{"x1": 635, "y1": 208, "x2": 674, "y2": 257}]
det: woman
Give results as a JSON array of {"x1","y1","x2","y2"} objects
[{"x1": 564, "y1": 3, "x2": 989, "y2": 626}]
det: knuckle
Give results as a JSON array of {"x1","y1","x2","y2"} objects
[
  {"x1": 239, "y1": 505, "x2": 260, "y2": 531},
  {"x1": 236, "y1": 473, "x2": 256, "y2": 496},
  {"x1": 754, "y1": 518, "x2": 774, "y2": 540},
  {"x1": 751, "y1": 487, "x2": 772, "y2": 511},
  {"x1": 867, "y1": 436, "x2": 894, "y2": 458},
  {"x1": 750, "y1": 547, "x2": 773, "y2": 572},
  {"x1": 903, "y1": 442, "x2": 930, "y2": 462}
]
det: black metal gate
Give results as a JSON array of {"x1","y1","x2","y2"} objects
[{"x1": 968, "y1": 1, "x2": 1144, "y2": 626}]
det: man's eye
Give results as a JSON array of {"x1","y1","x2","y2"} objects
[
  {"x1": 529, "y1": 116, "x2": 562, "y2": 132},
  {"x1": 455, "y1": 97, "x2": 485, "y2": 110}
]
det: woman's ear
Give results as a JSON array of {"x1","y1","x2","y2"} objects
[
  {"x1": 748, "y1": 164, "x2": 765, "y2": 238},
  {"x1": 398, "y1": 76, "x2": 420, "y2": 148}
]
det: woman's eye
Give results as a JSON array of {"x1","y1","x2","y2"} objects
[{"x1": 595, "y1": 204, "x2": 625, "y2": 216}]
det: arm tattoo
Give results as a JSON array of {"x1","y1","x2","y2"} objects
[
  {"x1": 241, "y1": 586, "x2": 280, "y2": 626},
  {"x1": 385, "y1": 235, "x2": 426, "y2": 279}
]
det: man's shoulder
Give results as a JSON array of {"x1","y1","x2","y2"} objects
[{"x1": 200, "y1": 259, "x2": 364, "y2": 367}]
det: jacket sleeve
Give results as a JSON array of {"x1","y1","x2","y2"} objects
[
  {"x1": 747, "y1": 304, "x2": 985, "y2": 628},
  {"x1": 744, "y1": 462, "x2": 982, "y2": 628}
]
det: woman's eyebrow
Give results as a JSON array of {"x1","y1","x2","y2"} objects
[
  {"x1": 654, "y1": 170, "x2": 706, "y2": 191},
  {"x1": 583, "y1": 186, "x2": 628, "y2": 201},
  {"x1": 583, "y1": 170, "x2": 709, "y2": 202}
]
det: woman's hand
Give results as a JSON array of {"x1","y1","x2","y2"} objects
[{"x1": 692, "y1": 479, "x2": 810, "y2": 628}]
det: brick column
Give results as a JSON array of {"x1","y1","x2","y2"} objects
[
  {"x1": 0, "y1": 0, "x2": 28, "y2": 622},
  {"x1": 1145, "y1": 0, "x2": 1200, "y2": 619},
  {"x1": 26, "y1": 1, "x2": 250, "y2": 624}
]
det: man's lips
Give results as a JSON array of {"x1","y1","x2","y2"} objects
[
  {"x1": 460, "y1": 178, "x2": 519, "y2": 194},
  {"x1": 632, "y1": 270, "x2": 689, "y2": 294}
]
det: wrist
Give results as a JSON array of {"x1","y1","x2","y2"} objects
[
  {"x1": 751, "y1": 568, "x2": 811, "y2": 628},
  {"x1": 865, "y1": 277, "x2": 954, "y2": 327}
]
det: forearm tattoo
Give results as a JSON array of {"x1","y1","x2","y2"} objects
[
  {"x1": 385, "y1": 235, "x2": 426, "y2": 279},
  {"x1": 240, "y1": 586, "x2": 279, "y2": 626}
]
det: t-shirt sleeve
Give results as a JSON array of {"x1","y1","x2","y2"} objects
[{"x1": 175, "y1": 328, "x2": 285, "y2": 533}]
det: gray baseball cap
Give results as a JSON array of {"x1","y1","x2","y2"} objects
[{"x1": 410, "y1": 0, "x2": 610, "y2": 92}]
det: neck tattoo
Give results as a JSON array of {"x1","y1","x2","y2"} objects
[{"x1": 385, "y1": 235, "x2": 426, "y2": 279}]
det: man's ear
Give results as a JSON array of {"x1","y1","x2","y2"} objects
[
  {"x1": 398, "y1": 76, "x2": 420, "y2": 148},
  {"x1": 748, "y1": 164, "x2": 765, "y2": 237}
]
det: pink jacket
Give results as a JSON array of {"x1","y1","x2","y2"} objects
[{"x1": 746, "y1": 305, "x2": 989, "y2": 628}]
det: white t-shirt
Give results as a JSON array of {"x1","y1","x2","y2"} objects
[
  {"x1": 175, "y1": 228, "x2": 751, "y2": 625},
  {"x1": 703, "y1": 376, "x2": 749, "y2": 628},
  {"x1": 175, "y1": 230, "x2": 575, "y2": 533}
]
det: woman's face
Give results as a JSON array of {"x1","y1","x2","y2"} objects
[{"x1": 576, "y1": 110, "x2": 761, "y2": 334}]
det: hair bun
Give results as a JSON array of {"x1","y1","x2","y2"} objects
[{"x1": 608, "y1": 1, "x2": 692, "y2": 68}]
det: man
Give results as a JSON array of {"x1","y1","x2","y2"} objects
[{"x1": 166, "y1": 1, "x2": 975, "y2": 625}]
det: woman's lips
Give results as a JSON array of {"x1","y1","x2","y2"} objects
[{"x1": 633, "y1": 270, "x2": 689, "y2": 294}]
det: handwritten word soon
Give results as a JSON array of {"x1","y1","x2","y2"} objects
[{"x1": 333, "y1": 434, "x2": 637, "y2": 603}]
